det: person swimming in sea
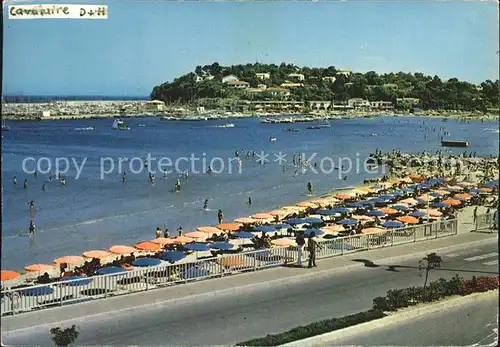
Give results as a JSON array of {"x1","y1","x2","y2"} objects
[
  {"x1": 24, "y1": 179, "x2": 28, "y2": 189},
  {"x1": 248, "y1": 197, "x2": 252, "y2": 206},
  {"x1": 13, "y1": 176, "x2": 17, "y2": 185},
  {"x1": 203, "y1": 199, "x2": 209, "y2": 210},
  {"x1": 42, "y1": 184, "x2": 46, "y2": 191},
  {"x1": 60, "y1": 178, "x2": 67, "y2": 186},
  {"x1": 206, "y1": 166, "x2": 213, "y2": 175},
  {"x1": 28, "y1": 220, "x2": 36, "y2": 236},
  {"x1": 122, "y1": 172, "x2": 127, "y2": 183}
]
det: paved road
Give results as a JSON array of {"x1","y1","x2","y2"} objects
[
  {"x1": 326, "y1": 293, "x2": 499, "y2": 346},
  {"x1": 3, "y1": 239, "x2": 498, "y2": 346}
]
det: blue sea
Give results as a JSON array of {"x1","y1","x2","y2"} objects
[{"x1": 1, "y1": 116, "x2": 498, "y2": 270}]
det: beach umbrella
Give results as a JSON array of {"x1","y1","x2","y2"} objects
[
  {"x1": 335, "y1": 193, "x2": 352, "y2": 200},
  {"x1": 396, "y1": 216, "x2": 419, "y2": 224},
  {"x1": 448, "y1": 185, "x2": 464, "y2": 191},
  {"x1": 431, "y1": 202, "x2": 450, "y2": 208},
  {"x1": 268, "y1": 210, "x2": 289, "y2": 217},
  {"x1": 19, "y1": 286, "x2": 54, "y2": 296},
  {"x1": 378, "y1": 195, "x2": 395, "y2": 201},
  {"x1": 24, "y1": 264, "x2": 54, "y2": 272},
  {"x1": 328, "y1": 243, "x2": 356, "y2": 250},
  {"x1": 151, "y1": 237, "x2": 176, "y2": 245},
  {"x1": 284, "y1": 218, "x2": 306, "y2": 225},
  {"x1": 417, "y1": 195, "x2": 434, "y2": 202},
  {"x1": 217, "y1": 257, "x2": 246, "y2": 267},
  {"x1": 217, "y1": 223, "x2": 242, "y2": 231},
  {"x1": 109, "y1": 245, "x2": 137, "y2": 255},
  {"x1": 418, "y1": 209, "x2": 443, "y2": 217},
  {"x1": 233, "y1": 231, "x2": 255, "y2": 239},
  {"x1": 382, "y1": 221, "x2": 404, "y2": 228},
  {"x1": 53, "y1": 256, "x2": 85, "y2": 265},
  {"x1": 429, "y1": 192, "x2": 443, "y2": 198},
  {"x1": 409, "y1": 211, "x2": 426, "y2": 217},
  {"x1": 253, "y1": 225, "x2": 277, "y2": 232},
  {"x1": 346, "y1": 202, "x2": 363, "y2": 208},
  {"x1": 251, "y1": 213, "x2": 274, "y2": 220},
  {"x1": 479, "y1": 187, "x2": 493, "y2": 193},
  {"x1": 196, "y1": 226, "x2": 221, "y2": 234},
  {"x1": 184, "y1": 231, "x2": 207, "y2": 239},
  {"x1": 282, "y1": 205, "x2": 306, "y2": 212},
  {"x1": 378, "y1": 208, "x2": 399, "y2": 215},
  {"x1": 302, "y1": 217, "x2": 324, "y2": 224},
  {"x1": 309, "y1": 198, "x2": 334, "y2": 206},
  {"x1": 351, "y1": 215, "x2": 374, "y2": 221},
  {"x1": 135, "y1": 241, "x2": 162, "y2": 252},
  {"x1": 359, "y1": 200, "x2": 376, "y2": 206},
  {"x1": 1, "y1": 270, "x2": 20, "y2": 282},
  {"x1": 484, "y1": 180, "x2": 499, "y2": 188},
  {"x1": 392, "y1": 205, "x2": 409, "y2": 211},
  {"x1": 321, "y1": 225, "x2": 344, "y2": 234},
  {"x1": 58, "y1": 276, "x2": 93, "y2": 286},
  {"x1": 158, "y1": 251, "x2": 187, "y2": 263},
  {"x1": 234, "y1": 217, "x2": 257, "y2": 224},
  {"x1": 303, "y1": 229, "x2": 325, "y2": 237},
  {"x1": 209, "y1": 242, "x2": 234, "y2": 250},
  {"x1": 97, "y1": 266, "x2": 126, "y2": 275},
  {"x1": 295, "y1": 201, "x2": 318, "y2": 208},
  {"x1": 442, "y1": 199, "x2": 461, "y2": 206},
  {"x1": 361, "y1": 227, "x2": 385, "y2": 235},
  {"x1": 271, "y1": 238, "x2": 296, "y2": 247},
  {"x1": 132, "y1": 257, "x2": 162, "y2": 267},
  {"x1": 366, "y1": 210, "x2": 384, "y2": 217},
  {"x1": 391, "y1": 191, "x2": 406, "y2": 197},
  {"x1": 336, "y1": 219, "x2": 357, "y2": 225},
  {"x1": 316, "y1": 209, "x2": 338, "y2": 216},
  {"x1": 455, "y1": 193, "x2": 472, "y2": 200},
  {"x1": 400, "y1": 198, "x2": 418, "y2": 205},
  {"x1": 415, "y1": 198, "x2": 427, "y2": 205},
  {"x1": 434, "y1": 190, "x2": 450, "y2": 196},
  {"x1": 83, "y1": 250, "x2": 112, "y2": 259},
  {"x1": 184, "y1": 243, "x2": 211, "y2": 252},
  {"x1": 172, "y1": 236, "x2": 193, "y2": 244},
  {"x1": 273, "y1": 223, "x2": 291, "y2": 230},
  {"x1": 179, "y1": 268, "x2": 210, "y2": 280},
  {"x1": 330, "y1": 207, "x2": 351, "y2": 214}
]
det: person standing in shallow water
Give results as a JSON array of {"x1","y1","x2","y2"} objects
[
  {"x1": 24, "y1": 179, "x2": 28, "y2": 189},
  {"x1": 248, "y1": 197, "x2": 252, "y2": 206},
  {"x1": 307, "y1": 182, "x2": 313, "y2": 195},
  {"x1": 13, "y1": 176, "x2": 17, "y2": 185},
  {"x1": 218, "y1": 209, "x2": 224, "y2": 224},
  {"x1": 203, "y1": 199, "x2": 208, "y2": 210}
]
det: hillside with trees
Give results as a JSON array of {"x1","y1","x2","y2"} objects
[{"x1": 150, "y1": 62, "x2": 499, "y2": 112}]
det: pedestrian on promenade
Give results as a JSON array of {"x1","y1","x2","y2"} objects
[
  {"x1": 295, "y1": 231, "x2": 305, "y2": 266},
  {"x1": 307, "y1": 232, "x2": 321, "y2": 268},
  {"x1": 473, "y1": 206, "x2": 478, "y2": 223}
]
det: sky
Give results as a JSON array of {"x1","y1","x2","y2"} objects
[{"x1": 3, "y1": 0, "x2": 499, "y2": 97}]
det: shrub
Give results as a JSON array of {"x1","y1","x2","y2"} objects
[
  {"x1": 237, "y1": 310, "x2": 386, "y2": 346},
  {"x1": 459, "y1": 276, "x2": 499, "y2": 295},
  {"x1": 385, "y1": 289, "x2": 410, "y2": 311},
  {"x1": 50, "y1": 325, "x2": 79, "y2": 347}
]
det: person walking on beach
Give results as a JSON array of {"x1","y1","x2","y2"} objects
[
  {"x1": 307, "y1": 182, "x2": 313, "y2": 195},
  {"x1": 295, "y1": 231, "x2": 306, "y2": 267},
  {"x1": 307, "y1": 232, "x2": 321, "y2": 268},
  {"x1": 218, "y1": 209, "x2": 224, "y2": 224}
]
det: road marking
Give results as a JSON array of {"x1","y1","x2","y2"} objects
[
  {"x1": 463, "y1": 253, "x2": 498, "y2": 262},
  {"x1": 445, "y1": 249, "x2": 482, "y2": 258},
  {"x1": 482, "y1": 259, "x2": 499, "y2": 266}
]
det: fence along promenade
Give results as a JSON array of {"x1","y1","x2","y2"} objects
[
  {"x1": 474, "y1": 212, "x2": 499, "y2": 232},
  {"x1": 1, "y1": 219, "x2": 458, "y2": 316}
]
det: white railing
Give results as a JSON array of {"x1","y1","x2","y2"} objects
[
  {"x1": 0, "y1": 219, "x2": 458, "y2": 316},
  {"x1": 474, "y1": 212, "x2": 498, "y2": 233}
]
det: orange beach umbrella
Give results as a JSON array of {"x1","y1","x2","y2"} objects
[
  {"x1": 309, "y1": 198, "x2": 333, "y2": 206},
  {"x1": 53, "y1": 256, "x2": 85, "y2": 265},
  {"x1": 1, "y1": 270, "x2": 21, "y2": 281},
  {"x1": 268, "y1": 210, "x2": 289, "y2": 217},
  {"x1": 135, "y1": 241, "x2": 162, "y2": 252},
  {"x1": 295, "y1": 201, "x2": 318, "y2": 208},
  {"x1": 251, "y1": 213, "x2": 274, "y2": 220},
  {"x1": 271, "y1": 238, "x2": 296, "y2": 247},
  {"x1": 151, "y1": 237, "x2": 176, "y2": 245},
  {"x1": 479, "y1": 187, "x2": 492, "y2": 193},
  {"x1": 361, "y1": 227, "x2": 385, "y2": 235},
  {"x1": 24, "y1": 264, "x2": 54, "y2": 272},
  {"x1": 335, "y1": 194, "x2": 352, "y2": 200},
  {"x1": 455, "y1": 193, "x2": 472, "y2": 200},
  {"x1": 172, "y1": 236, "x2": 193, "y2": 244},
  {"x1": 109, "y1": 245, "x2": 137, "y2": 255},
  {"x1": 234, "y1": 217, "x2": 257, "y2": 224},
  {"x1": 83, "y1": 250, "x2": 112, "y2": 259},
  {"x1": 217, "y1": 223, "x2": 242, "y2": 231},
  {"x1": 442, "y1": 199, "x2": 461, "y2": 206},
  {"x1": 197, "y1": 226, "x2": 221, "y2": 234},
  {"x1": 184, "y1": 231, "x2": 207, "y2": 239},
  {"x1": 397, "y1": 216, "x2": 419, "y2": 224},
  {"x1": 378, "y1": 208, "x2": 398, "y2": 215},
  {"x1": 418, "y1": 209, "x2": 443, "y2": 217}
]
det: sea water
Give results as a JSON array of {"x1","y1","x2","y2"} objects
[{"x1": 1, "y1": 116, "x2": 498, "y2": 269}]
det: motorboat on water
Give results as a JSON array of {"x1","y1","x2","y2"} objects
[
  {"x1": 1, "y1": 119, "x2": 10, "y2": 131},
  {"x1": 283, "y1": 128, "x2": 300, "y2": 132},
  {"x1": 269, "y1": 136, "x2": 277, "y2": 142},
  {"x1": 216, "y1": 123, "x2": 235, "y2": 128},
  {"x1": 306, "y1": 120, "x2": 331, "y2": 130},
  {"x1": 111, "y1": 119, "x2": 130, "y2": 130}
]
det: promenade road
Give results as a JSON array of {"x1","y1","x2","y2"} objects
[
  {"x1": 326, "y1": 292, "x2": 499, "y2": 346},
  {"x1": 2, "y1": 233, "x2": 498, "y2": 346}
]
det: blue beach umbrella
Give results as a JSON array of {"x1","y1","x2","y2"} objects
[
  {"x1": 254, "y1": 225, "x2": 277, "y2": 233},
  {"x1": 484, "y1": 180, "x2": 499, "y2": 188},
  {"x1": 330, "y1": 207, "x2": 351, "y2": 214},
  {"x1": 431, "y1": 202, "x2": 450, "y2": 208},
  {"x1": 132, "y1": 257, "x2": 162, "y2": 267},
  {"x1": 359, "y1": 200, "x2": 376, "y2": 206},
  {"x1": 317, "y1": 209, "x2": 339, "y2": 216},
  {"x1": 346, "y1": 202, "x2": 363, "y2": 208},
  {"x1": 185, "y1": 243, "x2": 211, "y2": 252},
  {"x1": 19, "y1": 286, "x2": 54, "y2": 296},
  {"x1": 58, "y1": 276, "x2": 93, "y2": 286},
  {"x1": 429, "y1": 192, "x2": 442, "y2": 198},
  {"x1": 179, "y1": 268, "x2": 210, "y2": 280},
  {"x1": 336, "y1": 219, "x2": 357, "y2": 225},
  {"x1": 284, "y1": 218, "x2": 306, "y2": 225},
  {"x1": 158, "y1": 251, "x2": 187, "y2": 262},
  {"x1": 382, "y1": 221, "x2": 404, "y2": 228},
  {"x1": 328, "y1": 243, "x2": 356, "y2": 251},
  {"x1": 274, "y1": 223, "x2": 291, "y2": 230},
  {"x1": 302, "y1": 217, "x2": 324, "y2": 224},
  {"x1": 97, "y1": 266, "x2": 126, "y2": 275},
  {"x1": 209, "y1": 242, "x2": 234, "y2": 250},
  {"x1": 378, "y1": 195, "x2": 395, "y2": 201},
  {"x1": 392, "y1": 205, "x2": 409, "y2": 211},
  {"x1": 415, "y1": 199, "x2": 427, "y2": 205},
  {"x1": 392, "y1": 191, "x2": 405, "y2": 197},
  {"x1": 303, "y1": 229, "x2": 325, "y2": 237},
  {"x1": 233, "y1": 231, "x2": 255, "y2": 239},
  {"x1": 366, "y1": 210, "x2": 384, "y2": 217},
  {"x1": 452, "y1": 196, "x2": 465, "y2": 201},
  {"x1": 409, "y1": 211, "x2": 426, "y2": 217}
]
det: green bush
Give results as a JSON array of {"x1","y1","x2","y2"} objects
[{"x1": 237, "y1": 310, "x2": 386, "y2": 346}]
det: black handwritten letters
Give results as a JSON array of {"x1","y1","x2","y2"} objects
[
  {"x1": 80, "y1": 7, "x2": 107, "y2": 17},
  {"x1": 9, "y1": 5, "x2": 70, "y2": 17}
]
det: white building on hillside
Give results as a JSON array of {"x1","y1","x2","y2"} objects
[
  {"x1": 256, "y1": 72, "x2": 271, "y2": 80},
  {"x1": 348, "y1": 98, "x2": 370, "y2": 108},
  {"x1": 229, "y1": 80, "x2": 250, "y2": 89},
  {"x1": 222, "y1": 75, "x2": 239, "y2": 84},
  {"x1": 322, "y1": 76, "x2": 336, "y2": 83},
  {"x1": 287, "y1": 73, "x2": 305, "y2": 81}
]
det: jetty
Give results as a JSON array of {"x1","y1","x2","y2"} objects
[{"x1": 441, "y1": 140, "x2": 469, "y2": 148}]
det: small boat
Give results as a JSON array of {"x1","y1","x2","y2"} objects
[
  {"x1": 138, "y1": 124, "x2": 147, "y2": 127},
  {"x1": 306, "y1": 120, "x2": 331, "y2": 130},
  {"x1": 216, "y1": 123, "x2": 235, "y2": 128},
  {"x1": 283, "y1": 128, "x2": 300, "y2": 132},
  {"x1": 441, "y1": 140, "x2": 469, "y2": 148},
  {"x1": 269, "y1": 136, "x2": 277, "y2": 142},
  {"x1": 111, "y1": 119, "x2": 130, "y2": 130},
  {"x1": 1, "y1": 119, "x2": 10, "y2": 132}
]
